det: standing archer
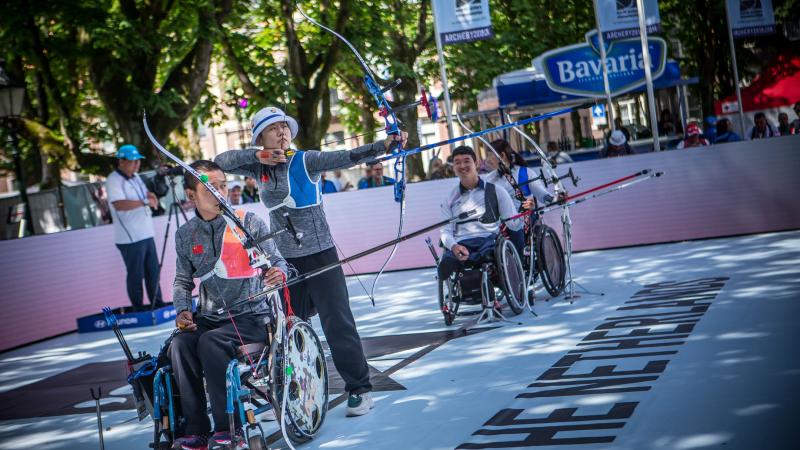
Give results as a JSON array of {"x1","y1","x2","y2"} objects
[{"x1": 215, "y1": 106, "x2": 407, "y2": 416}]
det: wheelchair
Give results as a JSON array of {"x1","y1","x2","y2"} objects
[
  {"x1": 428, "y1": 216, "x2": 566, "y2": 326},
  {"x1": 523, "y1": 218, "x2": 567, "y2": 299},
  {"x1": 428, "y1": 232, "x2": 527, "y2": 326},
  {"x1": 104, "y1": 305, "x2": 328, "y2": 450}
]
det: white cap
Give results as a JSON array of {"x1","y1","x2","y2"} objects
[
  {"x1": 609, "y1": 130, "x2": 627, "y2": 146},
  {"x1": 250, "y1": 106, "x2": 299, "y2": 145}
]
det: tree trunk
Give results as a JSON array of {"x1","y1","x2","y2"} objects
[
  {"x1": 280, "y1": 0, "x2": 349, "y2": 149},
  {"x1": 570, "y1": 110, "x2": 582, "y2": 148},
  {"x1": 361, "y1": 105, "x2": 377, "y2": 144},
  {"x1": 383, "y1": 0, "x2": 435, "y2": 181},
  {"x1": 294, "y1": 86, "x2": 326, "y2": 149},
  {"x1": 392, "y1": 76, "x2": 425, "y2": 181},
  {"x1": 90, "y1": 1, "x2": 230, "y2": 163}
]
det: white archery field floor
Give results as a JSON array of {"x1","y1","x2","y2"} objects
[{"x1": 1, "y1": 230, "x2": 799, "y2": 450}]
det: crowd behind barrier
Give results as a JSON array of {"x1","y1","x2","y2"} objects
[{"x1": 3, "y1": 106, "x2": 800, "y2": 241}]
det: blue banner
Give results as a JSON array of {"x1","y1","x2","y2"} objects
[{"x1": 540, "y1": 31, "x2": 667, "y2": 98}]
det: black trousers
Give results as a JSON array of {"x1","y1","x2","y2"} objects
[
  {"x1": 116, "y1": 237, "x2": 163, "y2": 308},
  {"x1": 285, "y1": 247, "x2": 372, "y2": 395},
  {"x1": 168, "y1": 315, "x2": 267, "y2": 435},
  {"x1": 437, "y1": 229, "x2": 525, "y2": 280}
]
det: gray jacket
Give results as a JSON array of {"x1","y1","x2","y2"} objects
[
  {"x1": 215, "y1": 142, "x2": 388, "y2": 258},
  {"x1": 172, "y1": 211, "x2": 288, "y2": 322}
]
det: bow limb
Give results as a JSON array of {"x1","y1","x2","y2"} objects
[
  {"x1": 295, "y1": 6, "x2": 374, "y2": 78},
  {"x1": 504, "y1": 112, "x2": 567, "y2": 196},
  {"x1": 296, "y1": 4, "x2": 400, "y2": 134},
  {"x1": 143, "y1": 112, "x2": 277, "y2": 267},
  {"x1": 454, "y1": 112, "x2": 503, "y2": 166}
]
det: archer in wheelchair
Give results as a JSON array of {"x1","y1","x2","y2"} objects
[
  {"x1": 108, "y1": 160, "x2": 328, "y2": 450},
  {"x1": 169, "y1": 159, "x2": 289, "y2": 449},
  {"x1": 483, "y1": 139, "x2": 568, "y2": 300},
  {"x1": 428, "y1": 146, "x2": 528, "y2": 325}
]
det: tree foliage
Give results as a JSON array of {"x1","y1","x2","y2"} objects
[
  {"x1": 1, "y1": 0, "x2": 234, "y2": 180},
  {"x1": 2, "y1": 0, "x2": 797, "y2": 187}
]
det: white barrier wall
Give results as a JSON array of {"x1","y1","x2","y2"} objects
[{"x1": 1, "y1": 136, "x2": 798, "y2": 351}]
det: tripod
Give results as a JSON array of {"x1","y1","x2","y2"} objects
[
  {"x1": 561, "y1": 207, "x2": 603, "y2": 303},
  {"x1": 152, "y1": 176, "x2": 189, "y2": 311}
]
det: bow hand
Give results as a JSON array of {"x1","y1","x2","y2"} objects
[{"x1": 383, "y1": 131, "x2": 408, "y2": 154}]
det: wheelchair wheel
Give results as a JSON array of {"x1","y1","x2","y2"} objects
[
  {"x1": 536, "y1": 225, "x2": 566, "y2": 297},
  {"x1": 271, "y1": 321, "x2": 328, "y2": 444},
  {"x1": 438, "y1": 278, "x2": 458, "y2": 326},
  {"x1": 495, "y1": 236, "x2": 526, "y2": 315}
]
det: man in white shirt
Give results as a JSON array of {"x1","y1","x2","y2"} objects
[
  {"x1": 438, "y1": 146, "x2": 523, "y2": 281},
  {"x1": 105, "y1": 144, "x2": 164, "y2": 310}
]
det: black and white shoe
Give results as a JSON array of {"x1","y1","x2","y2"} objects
[{"x1": 346, "y1": 392, "x2": 374, "y2": 417}]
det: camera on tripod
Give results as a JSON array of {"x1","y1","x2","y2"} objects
[{"x1": 154, "y1": 164, "x2": 184, "y2": 177}]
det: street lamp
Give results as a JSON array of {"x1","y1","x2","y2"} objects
[{"x1": 0, "y1": 63, "x2": 35, "y2": 236}]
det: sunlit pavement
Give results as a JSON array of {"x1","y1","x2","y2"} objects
[{"x1": 1, "y1": 231, "x2": 798, "y2": 449}]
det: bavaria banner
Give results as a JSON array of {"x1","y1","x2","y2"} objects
[
  {"x1": 727, "y1": 0, "x2": 776, "y2": 38},
  {"x1": 596, "y1": 0, "x2": 661, "y2": 40},
  {"x1": 432, "y1": 0, "x2": 494, "y2": 45},
  {"x1": 539, "y1": 30, "x2": 667, "y2": 98}
]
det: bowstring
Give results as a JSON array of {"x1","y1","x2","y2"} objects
[{"x1": 143, "y1": 112, "x2": 258, "y2": 376}]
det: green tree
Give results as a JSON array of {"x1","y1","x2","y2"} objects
[
  {"x1": 219, "y1": 0, "x2": 351, "y2": 150},
  {"x1": 1, "y1": 0, "x2": 234, "y2": 180},
  {"x1": 330, "y1": 0, "x2": 436, "y2": 180},
  {"x1": 660, "y1": 0, "x2": 799, "y2": 114},
  {"x1": 426, "y1": 0, "x2": 595, "y2": 110}
]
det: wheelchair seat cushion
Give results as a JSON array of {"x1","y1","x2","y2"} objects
[{"x1": 236, "y1": 342, "x2": 267, "y2": 361}]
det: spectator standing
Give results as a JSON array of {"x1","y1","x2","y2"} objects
[
  {"x1": 601, "y1": 130, "x2": 634, "y2": 158},
  {"x1": 658, "y1": 109, "x2": 676, "y2": 136},
  {"x1": 747, "y1": 112, "x2": 780, "y2": 139},
  {"x1": 443, "y1": 155, "x2": 456, "y2": 178},
  {"x1": 357, "y1": 166, "x2": 373, "y2": 189},
  {"x1": 241, "y1": 176, "x2": 260, "y2": 203},
  {"x1": 703, "y1": 116, "x2": 717, "y2": 144},
  {"x1": 105, "y1": 144, "x2": 164, "y2": 310},
  {"x1": 614, "y1": 117, "x2": 632, "y2": 142},
  {"x1": 330, "y1": 169, "x2": 352, "y2": 191},
  {"x1": 228, "y1": 184, "x2": 244, "y2": 205},
  {"x1": 321, "y1": 172, "x2": 338, "y2": 194},
  {"x1": 360, "y1": 162, "x2": 395, "y2": 188},
  {"x1": 777, "y1": 112, "x2": 791, "y2": 136},
  {"x1": 791, "y1": 102, "x2": 800, "y2": 135},
  {"x1": 677, "y1": 123, "x2": 710, "y2": 149},
  {"x1": 546, "y1": 141, "x2": 574, "y2": 165},
  {"x1": 715, "y1": 118, "x2": 742, "y2": 144},
  {"x1": 428, "y1": 157, "x2": 446, "y2": 180}
]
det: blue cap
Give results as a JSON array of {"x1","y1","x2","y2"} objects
[
  {"x1": 704, "y1": 115, "x2": 717, "y2": 126},
  {"x1": 116, "y1": 144, "x2": 144, "y2": 160}
]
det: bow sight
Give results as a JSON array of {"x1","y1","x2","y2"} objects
[{"x1": 540, "y1": 167, "x2": 580, "y2": 188}]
